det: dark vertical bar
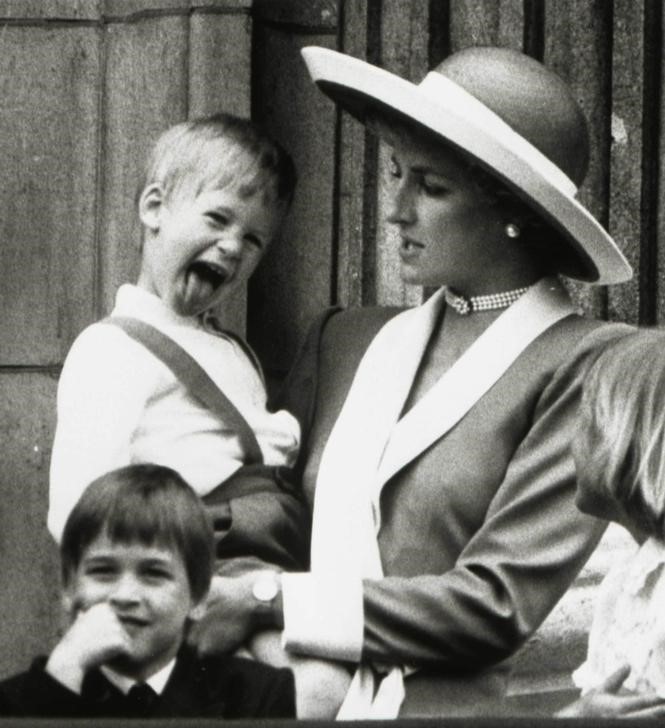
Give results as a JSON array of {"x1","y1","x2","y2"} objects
[
  {"x1": 428, "y1": 0, "x2": 450, "y2": 66},
  {"x1": 360, "y1": 0, "x2": 382, "y2": 304},
  {"x1": 336, "y1": 0, "x2": 382, "y2": 306},
  {"x1": 523, "y1": 0, "x2": 545, "y2": 60},
  {"x1": 331, "y1": 0, "x2": 348, "y2": 305},
  {"x1": 639, "y1": 0, "x2": 662, "y2": 324}
]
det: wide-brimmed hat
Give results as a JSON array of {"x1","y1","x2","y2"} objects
[{"x1": 301, "y1": 45, "x2": 632, "y2": 285}]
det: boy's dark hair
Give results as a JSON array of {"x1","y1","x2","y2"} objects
[
  {"x1": 138, "y1": 112, "x2": 297, "y2": 207},
  {"x1": 60, "y1": 464, "x2": 214, "y2": 603}
]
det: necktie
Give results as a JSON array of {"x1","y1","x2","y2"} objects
[{"x1": 124, "y1": 682, "x2": 157, "y2": 716}]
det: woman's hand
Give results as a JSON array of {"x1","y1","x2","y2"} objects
[
  {"x1": 189, "y1": 573, "x2": 280, "y2": 655},
  {"x1": 558, "y1": 665, "x2": 665, "y2": 718}
]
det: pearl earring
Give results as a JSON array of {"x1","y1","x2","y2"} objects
[{"x1": 505, "y1": 223, "x2": 521, "y2": 239}]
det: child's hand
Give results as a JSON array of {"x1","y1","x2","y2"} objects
[
  {"x1": 248, "y1": 631, "x2": 351, "y2": 719},
  {"x1": 46, "y1": 602, "x2": 132, "y2": 694},
  {"x1": 558, "y1": 665, "x2": 665, "y2": 718}
]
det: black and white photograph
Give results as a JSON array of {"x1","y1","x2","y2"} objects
[{"x1": 0, "y1": 0, "x2": 663, "y2": 723}]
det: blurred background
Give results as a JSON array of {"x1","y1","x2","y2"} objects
[{"x1": 0, "y1": 0, "x2": 660, "y2": 709}]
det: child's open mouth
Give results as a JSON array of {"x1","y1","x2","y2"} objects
[
  {"x1": 183, "y1": 260, "x2": 232, "y2": 310},
  {"x1": 188, "y1": 260, "x2": 229, "y2": 290}
]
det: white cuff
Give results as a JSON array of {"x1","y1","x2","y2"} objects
[{"x1": 281, "y1": 572, "x2": 363, "y2": 661}]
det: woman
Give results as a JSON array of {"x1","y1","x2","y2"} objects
[{"x1": 192, "y1": 46, "x2": 633, "y2": 718}]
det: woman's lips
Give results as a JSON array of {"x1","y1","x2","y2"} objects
[{"x1": 399, "y1": 237, "x2": 425, "y2": 261}]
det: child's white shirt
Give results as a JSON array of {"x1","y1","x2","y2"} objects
[
  {"x1": 48, "y1": 284, "x2": 300, "y2": 541},
  {"x1": 573, "y1": 536, "x2": 665, "y2": 697}
]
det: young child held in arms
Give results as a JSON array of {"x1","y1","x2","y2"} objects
[
  {"x1": 48, "y1": 113, "x2": 306, "y2": 574},
  {"x1": 559, "y1": 330, "x2": 665, "y2": 718},
  {"x1": 0, "y1": 464, "x2": 295, "y2": 717}
]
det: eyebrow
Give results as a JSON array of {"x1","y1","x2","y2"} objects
[
  {"x1": 390, "y1": 156, "x2": 451, "y2": 178},
  {"x1": 207, "y1": 205, "x2": 271, "y2": 239}
]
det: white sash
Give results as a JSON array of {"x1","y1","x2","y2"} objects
[{"x1": 310, "y1": 278, "x2": 576, "y2": 719}]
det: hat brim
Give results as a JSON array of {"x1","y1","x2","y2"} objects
[{"x1": 302, "y1": 47, "x2": 632, "y2": 286}]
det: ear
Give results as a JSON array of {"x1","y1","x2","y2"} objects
[
  {"x1": 61, "y1": 584, "x2": 78, "y2": 622},
  {"x1": 138, "y1": 183, "x2": 165, "y2": 233}
]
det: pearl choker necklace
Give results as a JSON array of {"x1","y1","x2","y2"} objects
[{"x1": 444, "y1": 285, "x2": 530, "y2": 316}]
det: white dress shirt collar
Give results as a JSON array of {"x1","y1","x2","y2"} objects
[
  {"x1": 115, "y1": 284, "x2": 204, "y2": 332},
  {"x1": 100, "y1": 656, "x2": 176, "y2": 696}
]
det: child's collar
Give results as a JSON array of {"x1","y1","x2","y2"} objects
[
  {"x1": 115, "y1": 284, "x2": 203, "y2": 331},
  {"x1": 100, "y1": 655, "x2": 176, "y2": 696}
]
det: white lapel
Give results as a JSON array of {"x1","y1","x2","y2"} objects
[
  {"x1": 322, "y1": 286, "x2": 446, "y2": 481},
  {"x1": 373, "y1": 277, "x2": 576, "y2": 495},
  {"x1": 311, "y1": 277, "x2": 575, "y2": 721},
  {"x1": 310, "y1": 288, "x2": 445, "y2": 576}
]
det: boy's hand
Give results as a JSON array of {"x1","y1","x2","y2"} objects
[
  {"x1": 46, "y1": 602, "x2": 132, "y2": 694},
  {"x1": 558, "y1": 665, "x2": 665, "y2": 718}
]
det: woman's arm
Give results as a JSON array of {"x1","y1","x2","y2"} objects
[
  {"x1": 278, "y1": 322, "x2": 631, "y2": 668},
  {"x1": 190, "y1": 317, "x2": 632, "y2": 670},
  {"x1": 190, "y1": 577, "x2": 351, "y2": 719}
]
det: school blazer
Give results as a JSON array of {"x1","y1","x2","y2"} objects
[
  {"x1": 280, "y1": 305, "x2": 633, "y2": 716},
  {"x1": 0, "y1": 645, "x2": 295, "y2": 718}
]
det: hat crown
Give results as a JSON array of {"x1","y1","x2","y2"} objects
[{"x1": 433, "y1": 47, "x2": 589, "y2": 187}]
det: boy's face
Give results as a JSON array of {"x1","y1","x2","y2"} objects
[
  {"x1": 64, "y1": 533, "x2": 199, "y2": 679},
  {"x1": 138, "y1": 184, "x2": 285, "y2": 317}
]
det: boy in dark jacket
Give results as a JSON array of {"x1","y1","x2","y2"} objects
[{"x1": 0, "y1": 463, "x2": 295, "y2": 718}]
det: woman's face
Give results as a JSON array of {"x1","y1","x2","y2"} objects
[{"x1": 384, "y1": 125, "x2": 512, "y2": 292}]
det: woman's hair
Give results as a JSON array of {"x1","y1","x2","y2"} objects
[
  {"x1": 581, "y1": 330, "x2": 665, "y2": 539},
  {"x1": 370, "y1": 110, "x2": 588, "y2": 278},
  {"x1": 138, "y1": 112, "x2": 297, "y2": 208},
  {"x1": 60, "y1": 464, "x2": 214, "y2": 603},
  {"x1": 460, "y1": 161, "x2": 587, "y2": 278}
]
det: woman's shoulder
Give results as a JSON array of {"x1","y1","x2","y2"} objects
[
  {"x1": 321, "y1": 305, "x2": 405, "y2": 347},
  {"x1": 536, "y1": 315, "x2": 635, "y2": 364}
]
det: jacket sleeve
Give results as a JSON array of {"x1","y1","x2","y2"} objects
[
  {"x1": 0, "y1": 659, "x2": 90, "y2": 717},
  {"x1": 250, "y1": 665, "x2": 297, "y2": 718},
  {"x1": 220, "y1": 658, "x2": 296, "y2": 718},
  {"x1": 281, "y1": 320, "x2": 633, "y2": 669},
  {"x1": 359, "y1": 323, "x2": 631, "y2": 668}
]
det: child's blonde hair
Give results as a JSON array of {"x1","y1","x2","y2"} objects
[
  {"x1": 581, "y1": 330, "x2": 665, "y2": 538},
  {"x1": 138, "y1": 112, "x2": 296, "y2": 208}
]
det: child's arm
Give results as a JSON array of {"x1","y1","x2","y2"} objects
[
  {"x1": 48, "y1": 325, "x2": 148, "y2": 540},
  {"x1": 192, "y1": 575, "x2": 351, "y2": 719},
  {"x1": 247, "y1": 630, "x2": 351, "y2": 719},
  {"x1": 46, "y1": 602, "x2": 132, "y2": 694},
  {"x1": 558, "y1": 665, "x2": 665, "y2": 718}
]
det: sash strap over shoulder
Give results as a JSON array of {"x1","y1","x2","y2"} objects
[{"x1": 105, "y1": 316, "x2": 263, "y2": 466}]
